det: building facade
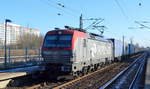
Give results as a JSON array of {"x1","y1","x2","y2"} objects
[{"x1": 0, "y1": 23, "x2": 40, "y2": 45}]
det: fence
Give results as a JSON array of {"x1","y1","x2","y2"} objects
[{"x1": 0, "y1": 48, "x2": 43, "y2": 69}]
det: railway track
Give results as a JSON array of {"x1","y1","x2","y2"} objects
[
  {"x1": 99, "y1": 53, "x2": 147, "y2": 89},
  {"x1": 24, "y1": 63, "x2": 126, "y2": 89},
  {"x1": 50, "y1": 53, "x2": 143, "y2": 89},
  {"x1": 52, "y1": 63, "x2": 128, "y2": 89},
  {"x1": 6, "y1": 53, "x2": 143, "y2": 89}
]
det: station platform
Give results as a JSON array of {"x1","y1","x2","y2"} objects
[
  {"x1": 0, "y1": 66, "x2": 44, "y2": 80},
  {"x1": 0, "y1": 72, "x2": 26, "y2": 81},
  {"x1": 145, "y1": 58, "x2": 150, "y2": 89},
  {"x1": 0, "y1": 66, "x2": 44, "y2": 88}
]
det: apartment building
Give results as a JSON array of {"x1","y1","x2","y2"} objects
[{"x1": 0, "y1": 23, "x2": 40, "y2": 45}]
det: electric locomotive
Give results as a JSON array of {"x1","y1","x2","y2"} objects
[{"x1": 42, "y1": 27, "x2": 113, "y2": 78}]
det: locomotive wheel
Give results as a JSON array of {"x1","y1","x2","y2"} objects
[
  {"x1": 77, "y1": 71, "x2": 82, "y2": 77},
  {"x1": 94, "y1": 64, "x2": 98, "y2": 71},
  {"x1": 73, "y1": 72, "x2": 79, "y2": 79},
  {"x1": 97, "y1": 65, "x2": 101, "y2": 69},
  {"x1": 82, "y1": 67, "x2": 88, "y2": 75}
]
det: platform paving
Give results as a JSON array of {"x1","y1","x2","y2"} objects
[
  {"x1": 145, "y1": 58, "x2": 150, "y2": 89},
  {"x1": 0, "y1": 66, "x2": 44, "y2": 88},
  {"x1": 0, "y1": 72, "x2": 27, "y2": 81}
]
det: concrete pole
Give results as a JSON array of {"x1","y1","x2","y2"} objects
[
  {"x1": 79, "y1": 14, "x2": 83, "y2": 29},
  {"x1": 4, "y1": 21, "x2": 7, "y2": 67},
  {"x1": 4, "y1": 19, "x2": 11, "y2": 68},
  {"x1": 122, "y1": 36, "x2": 125, "y2": 60}
]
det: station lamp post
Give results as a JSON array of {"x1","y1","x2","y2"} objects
[{"x1": 4, "y1": 19, "x2": 12, "y2": 67}]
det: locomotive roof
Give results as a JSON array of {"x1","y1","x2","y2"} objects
[
  {"x1": 88, "y1": 35, "x2": 110, "y2": 42},
  {"x1": 47, "y1": 29, "x2": 110, "y2": 42}
]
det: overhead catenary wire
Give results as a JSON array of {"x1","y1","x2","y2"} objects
[
  {"x1": 113, "y1": 0, "x2": 138, "y2": 37},
  {"x1": 135, "y1": 21, "x2": 150, "y2": 29},
  {"x1": 48, "y1": 0, "x2": 80, "y2": 14},
  {"x1": 39, "y1": 0, "x2": 78, "y2": 18},
  {"x1": 48, "y1": 0, "x2": 78, "y2": 18},
  {"x1": 85, "y1": 18, "x2": 104, "y2": 30},
  {"x1": 114, "y1": 0, "x2": 129, "y2": 20},
  {"x1": 45, "y1": 0, "x2": 106, "y2": 31},
  {"x1": 39, "y1": 0, "x2": 63, "y2": 14},
  {"x1": 129, "y1": 20, "x2": 150, "y2": 30},
  {"x1": 46, "y1": 0, "x2": 79, "y2": 17}
]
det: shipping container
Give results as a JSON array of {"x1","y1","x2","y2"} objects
[
  {"x1": 126, "y1": 44, "x2": 135, "y2": 55},
  {"x1": 108, "y1": 39, "x2": 123, "y2": 61}
]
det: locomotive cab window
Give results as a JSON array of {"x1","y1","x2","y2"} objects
[{"x1": 44, "y1": 34, "x2": 72, "y2": 48}]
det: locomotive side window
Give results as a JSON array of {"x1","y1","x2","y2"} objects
[
  {"x1": 44, "y1": 34, "x2": 72, "y2": 48},
  {"x1": 83, "y1": 39, "x2": 86, "y2": 47}
]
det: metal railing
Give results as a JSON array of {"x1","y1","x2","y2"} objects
[{"x1": 0, "y1": 48, "x2": 43, "y2": 69}]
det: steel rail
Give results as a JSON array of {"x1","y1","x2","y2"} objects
[
  {"x1": 128, "y1": 57, "x2": 146, "y2": 89},
  {"x1": 53, "y1": 63, "x2": 119, "y2": 89},
  {"x1": 99, "y1": 53, "x2": 146, "y2": 89}
]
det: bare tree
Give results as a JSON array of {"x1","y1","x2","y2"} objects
[{"x1": 16, "y1": 33, "x2": 44, "y2": 49}]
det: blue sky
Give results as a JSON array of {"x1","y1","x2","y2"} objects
[{"x1": 0, "y1": 0, "x2": 150, "y2": 47}]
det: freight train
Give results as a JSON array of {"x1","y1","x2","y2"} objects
[{"x1": 41, "y1": 26, "x2": 140, "y2": 79}]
